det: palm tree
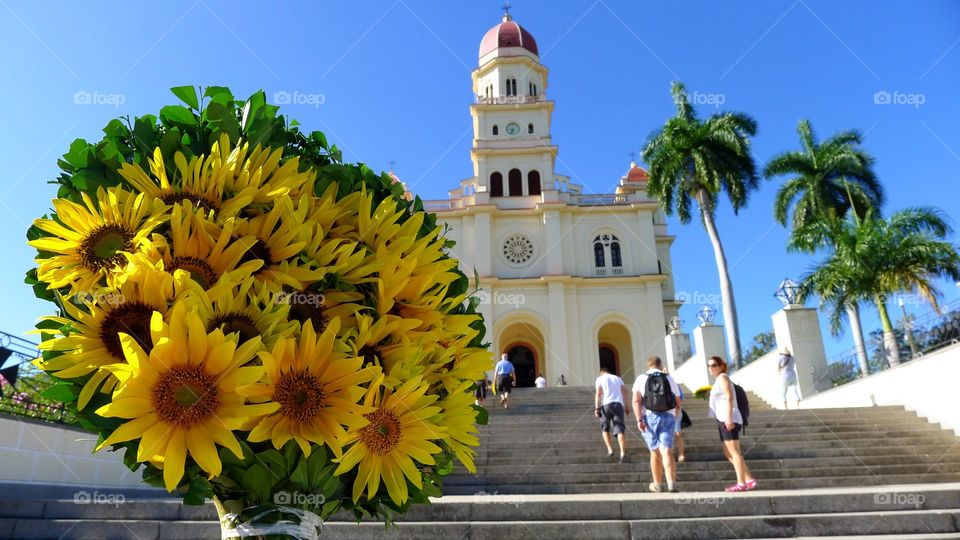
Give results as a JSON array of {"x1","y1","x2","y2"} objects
[
  {"x1": 866, "y1": 207, "x2": 960, "y2": 365},
  {"x1": 765, "y1": 120, "x2": 884, "y2": 233},
  {"x1": 643, "y1": 82, "x2": 758, "y2": 367},
  {"x1": 799, "y1": 207, "x2": 960, "y2": 368},
  {"x1": 765, "y1": 120, "x2": 884, "y2": 374}
]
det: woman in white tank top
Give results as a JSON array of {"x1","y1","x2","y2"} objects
[{"x1": 707, "y1": 356, "x2": 757, "y2": 492}]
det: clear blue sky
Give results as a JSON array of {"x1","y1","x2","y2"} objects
[{"x1": 2, "y1": 1, "x2": 959, "y2": 361}]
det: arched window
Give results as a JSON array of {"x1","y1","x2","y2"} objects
[
  {"x1": 527, "y1": 170, "x2": 541, "y2": 196},
  {"x1": 528, "y1": 123, "x2": 534, "y2": 134},
  {"x1": 508, "y1": 169, "x2": 523, "y2": 196},
  {"x1": 492, "y1": 125, "x2": 499, "y2": 136},
  {"x1": 490, "y1": 172, "x2": 503, "y2": 197},
  {"x1": 593, "y1": 234, "x2": 623, "y2": 275},
  {"x1": 611, "y1": 242, "x2": 622, "y2": 267},
  {"x1": 594, "y1": 242, "x2": 605, "y2": 267},
  {"x1": 505, "y1": 78, "x2": 517, "y2": 96}
]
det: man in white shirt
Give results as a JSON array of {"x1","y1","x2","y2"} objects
[
  {"x1": 534, "y1": 373, "x2": 547, "y2": 388},
  {"x1": 595, "y1": 366, "x2": 630, "y2": 463},
  {"x1": 632, "y1": 356, "x2": 682, "y2": 493}
]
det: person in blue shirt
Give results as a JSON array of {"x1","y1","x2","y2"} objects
[{"x1": 494, "y1": 353, "x2": 517, "y2": 409}]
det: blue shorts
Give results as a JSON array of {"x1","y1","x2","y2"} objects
[{"x1": 641, "y1": 411, "x2": 676, "y2": 451}]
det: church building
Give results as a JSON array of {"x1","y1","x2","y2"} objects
[{"x1": 411, "y1": 11, "x2": 681, "y2": 387}]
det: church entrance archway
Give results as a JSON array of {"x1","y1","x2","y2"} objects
[
  {"x1": 598, "y1": 344, "x2": 619, "y2": 375},
  {"x1": 505, "y1": 343, "x2": 538, "y2": 388},
  {"x1": 597, "y1": 322, "x2": 634, "y2": 380}
]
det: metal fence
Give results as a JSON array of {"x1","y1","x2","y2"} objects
[
  {"x1": 0, "y1": 331, "x2": 74, "y2": 425},
  {"x1": 814, "y1": 298, "x2": 960, "y2": 390}
]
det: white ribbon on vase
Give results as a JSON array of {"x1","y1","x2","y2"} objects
[{"x1": 220, "y1": 506, "x2": 323, "y2": 540}]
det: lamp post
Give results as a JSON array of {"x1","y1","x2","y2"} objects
[
  {"x1": 774, "y1": 278, "x2": 802, "y2": 307},
  {"x1": 898, "y1": 296, "x2": 919, "y2": 359},
  {"x1": 696, "y1": 305, "x2": 717, "y2": 325}
]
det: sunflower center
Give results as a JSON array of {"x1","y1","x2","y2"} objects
[
  {"x1": 153, "y1": 365, "x2": 219, "y2": 428},
  {"x1": 79, "y1": 224, "x2": 135, "y2": 271},
  {"x1": 360, "y1": 408, "x2": 402, "y2": 455},
  {"x1": 273, "y1": 371, "x2": 326, "y2": 421},
  {"x1": 358, "y1": 345, "x2": 381, "y2": 369},
  {"x1": 287, "y1": 289, "x2": 329, "y2": 331},
  {"x1": 209, "y1": 313, "x2": 260, "y2": 343},
  {"x1": 169, "y1": 256, "x2": 219, "y2": 288},
  {"x1": 100, "y1": 302, "x2": 155, "y2": 360},
  {"x1": 160, "y1": 190, "x2": 221, "y2": 213},
  {"x1": 237, "y1": 238, "x2": 273, "y2": 274}
]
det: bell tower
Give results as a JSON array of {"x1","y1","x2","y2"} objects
[{"x1": 471, "y1": 9, "x2": 557, "y2": 203}]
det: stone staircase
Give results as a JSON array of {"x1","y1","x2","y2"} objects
[{"x1": 2, "y1": 386, "x2": 960, "y2": 539}]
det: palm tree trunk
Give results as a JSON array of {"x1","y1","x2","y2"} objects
[
  {"x1": 875, "y1": 295, "x2": 902, "y2": 366},
  {"x1": 845, "y1": 304, "x2": 870, "y2": 376},
  {"x1": 697, "y1": 189, "x2": 743, "y2": 367}
]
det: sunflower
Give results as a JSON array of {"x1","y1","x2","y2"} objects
[
  {"x1": 334, "y1": 375, "x2": 446, "y2": 505},
  {"x1": 145, "y1": 202, "x2": 262, "y2": 298},
  {"x1": 434, "y1": 380, "x2": 481, "y2": 473},
  {"x1": 284, "y1": 285, "x2": 365, "y2": 333},
  {"x1": 29, "y1": 187, "x2": 167, "y2": 293},
  {"x1": 305, "y1": 183, "x2": 361, "y2": 240},
  {"x1": 225, "y1": 140, "x2": 314, "y2": 206},
  {"x1": 346, "y1": 313, "x2": 422, "y2": 373},
  {"x1": 95, "y1": 304, "x2": 277, "y2": 491},
  {"x1": 231, "y1": 195, "x2": 321, "y2": 289},
  {"x1": 195, "y1": 275, "x2": 297, "y2": 348},
  {"x1": 35, "y1": 257, "x2": 192, "y2": 409},
  {"x1": 238, "y1": 318, "x2": 374, "y2": 457}
]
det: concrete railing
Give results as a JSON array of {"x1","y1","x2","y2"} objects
[
  {"x1": 0, "y1": 416, "x2": 148, "y2": 489},
  {"x1": 728, "y1": 350, "x2": 784, "y2": 409},
  {"x1": 799, "y1": 341, "x2": 960, "y2": 435}
]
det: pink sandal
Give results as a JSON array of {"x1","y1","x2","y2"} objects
[
  {"x1": 725, "y1": 483, "x2": 748, "y2": 492},
  {"x1": 744, "y1": 479, "x2": 758, "y2": 491}
]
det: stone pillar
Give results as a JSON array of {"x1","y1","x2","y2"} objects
[
  {"x1": 664, "y1": 331, "x2": 692, "y2": 374},
  {"x1": 772, "y1": 305, "x2": 829, "y2": 396},
  {"x1": 542, "y1": 210, "x2": 563, "y2": 275},
  {"x1": 474, "y1": 211, "x2": 492, "y2": 276},
  {"x1": 694, "y1": 323, "x2": 727, "y2": 385},
  {"x1": 546, "y1": 281, "x2": 574, "y2": 384}
]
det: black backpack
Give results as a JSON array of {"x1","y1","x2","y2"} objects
[
  {"x1": 733, "y1": 383, "x2": 750, "y2": 434},
  {"x1": 643, "y1": 372, "x2": 677, "y2": 412}
]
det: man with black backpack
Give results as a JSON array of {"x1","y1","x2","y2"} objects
[{"x1": 631, "y1": 356, "x2": 682, "y2": 493}]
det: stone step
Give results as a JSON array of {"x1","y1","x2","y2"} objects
[
  {"x1": 469, "y1": 444, "x2": 960, "y2": 467},
  {"x1": 475, "y1": 429, "x2": 958, "y2": 446},
  {"x1": 457, "y1": 453, "x2": 960, "y2": 475},
  {"x1": 445, "y1": 462, "x2": 960, "y2": 486},
  {"x1": 443, "y1": 473, "x2": 960, "y2": 494}
]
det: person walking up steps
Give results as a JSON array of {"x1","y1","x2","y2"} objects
[
  {"x1": 595, "y1": 365, "x2": 630, "y2": 463},
  {"x1": 777, "y1": 347, "x2": 801, "y2": 410},
  {"x1": 494, "y1": 353, "x2": 516, "y2": 409},
  {"x1": 632, "y1": 356, "x2": 682, "y2": 493},
  {"x1": 707, "y1": 356, "x2": 758, "y2": 492}
]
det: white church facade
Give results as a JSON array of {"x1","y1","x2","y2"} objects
[{"x1": 409, "y1": 12, "x2": 681, "y2": 387}]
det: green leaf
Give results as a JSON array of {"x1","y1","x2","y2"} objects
[
  {"x1": 256, "y1": 448, "x2": 287, "y2": 479},
  {"x1": 41, "y1": 382, "x2": 79, "y2": 403},
  {"x1": 102, "y1": 119, "x2": 129, "y2": 138},
  {"x1": 170, "y1": 86, "x2": 200, "y2": 110},
  {"x1": 159, "y1": 105, "x2": 197, "y2": 129},
  {"x1": 62, "y1": 139, "x2": 92, "y2": 169},
  {"x1": 472, "y1": 404, "x2": 488, "y2": 426},
  {"x1": 204, "y1": 86, "x2": 234, "y2": 102},
  {"x1": 183, "y1": 475, "x2": 213, "y2": 505},
  {"x1": 240, "y1": 464, "x2": 273, "y2": 503}
]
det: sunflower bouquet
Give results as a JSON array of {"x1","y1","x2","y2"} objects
[{"x1": 26, "y1": 86, "x2": 491, "y2": 538}]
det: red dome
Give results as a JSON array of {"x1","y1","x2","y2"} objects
[
  {"x1": 479, "y1": 16, "x2": 538, "y2": 58},
  {"x1": 627, "y1": 163, "x2": 649, "y2": 182}
]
